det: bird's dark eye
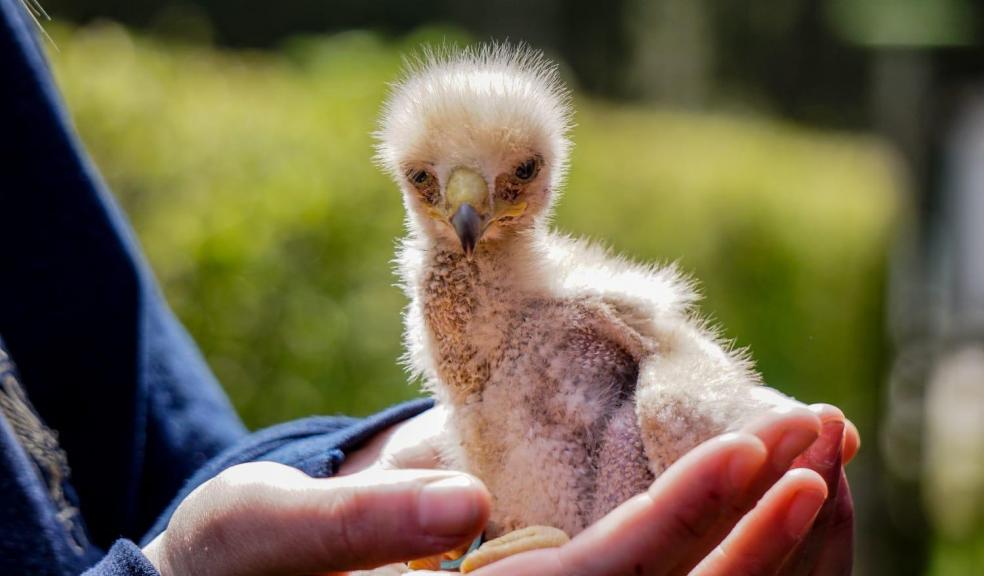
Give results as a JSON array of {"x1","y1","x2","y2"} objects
[
  {"x1": 409, "y1": 169, "x2": 432, "y2": 185},
  {"x1": 514, "y1": 157, "x2": 539, "y2": 181},
  {"x1": 406, "y1": 168, "x2": 440, "y2": 205}
]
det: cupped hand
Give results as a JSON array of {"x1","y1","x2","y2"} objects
[
  {"x1": 387, "y1": 396, "x2": 857, "y2": 576},
  {"x1": 144, "y1": 396, "x2": 858, "y2": 575}
]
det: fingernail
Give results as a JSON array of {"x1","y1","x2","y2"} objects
[
  {"x1": 785, "y1": 488, "x2": 825, "y2": 537},
  {"x1": 773, "y1": 428, "x2": 818, "y2": 471},
  {"x1": 418, "y1": 475, "x2": 482, "y2": 537}
]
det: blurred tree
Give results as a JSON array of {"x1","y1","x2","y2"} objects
[
  {"x1": 37, "y1": 0, "x2": 865, "y2": 124},
  {"x1": 841, "y1": 1, "x2": 984, "y2": 575}
]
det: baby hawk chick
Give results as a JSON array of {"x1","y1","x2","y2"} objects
[{"x1": 376, "y1": 45, "x2": 775, "y2": 547}]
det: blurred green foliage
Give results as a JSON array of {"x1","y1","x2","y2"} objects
[{"x1": 49, "y1": 23, "x2": 900, "y2": 435}]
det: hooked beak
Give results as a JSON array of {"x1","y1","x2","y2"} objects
[
  {"x1": 444, "y1": 167, "x2": 488, "y2": 256},
  {"x1": 451, "y1": 204, "x2": 482, "y2": 256}
]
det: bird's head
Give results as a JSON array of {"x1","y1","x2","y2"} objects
[{"x1": 375, "y1": 44, "x2": 572, "y2": 256}]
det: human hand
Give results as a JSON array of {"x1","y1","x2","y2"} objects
[
  {"x1": 143, "y1": 400, "x2": 857, "y2": 575},
  {"x1": 682, "y1": 404, "x2": 857, "y2": 576},
  {"x1": 141, "y1": 463, "x2": 491, "y2": 575}
]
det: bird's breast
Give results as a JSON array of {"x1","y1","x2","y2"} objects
[
  {"x1": 420, "y1": 252, "x2": 513, "y2": 399},
  {"x1": 421, "y1": 276, "x2": 651, "y2": 535}
]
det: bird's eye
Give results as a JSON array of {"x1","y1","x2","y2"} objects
[
  {"x1": 406, "y1": 168, "x2": 439, "y2": 205},
  {"x1": 514, "y1": 157, "x2": 539, "y2": 181},
  {"x1": 409, "y1": 169, "x2": 432, "y2": 185}
]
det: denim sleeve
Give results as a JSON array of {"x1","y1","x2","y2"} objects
[
  {"x1": 0, "y1": 0, "x2": 248, "y2": 551},
  {"x1": 81, "y1": 541, "x2": 159, "y2": 576}
]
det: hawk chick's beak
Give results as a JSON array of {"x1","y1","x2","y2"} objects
[
  {"x1": 451, "y1": 204, "x2": 482, "y2": 256},
  {"x1": 445, "y1": 167, "x2": 488, "y2": 256}
]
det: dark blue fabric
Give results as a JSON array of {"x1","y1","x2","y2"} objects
[
  {"x1": 81, "y1": 542, "x2": 158, "y2": 576},
  {"x1": 0, "y1": 0, "x2": 248, "y2": 558},
  {"x1": 0, "y1": 336, "x2": 103, "y2": 574},
  {"x1": 0, "y1": 1, "x2": 435, "y2": 574}
]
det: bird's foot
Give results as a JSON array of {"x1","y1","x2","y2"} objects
[
  {"x1": 406, "y1": 525, "x2": 569, "y2": 572},
  {"x1": 459, "y1": 525, "x2": 569, "y2": 573},
  {"x1": 407, "y1": 540, "x2": 474, "y2": 571}
]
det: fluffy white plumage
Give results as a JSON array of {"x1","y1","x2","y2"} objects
[{"x1": 377, "y1": 44, "x2": 771, "y2": 539}]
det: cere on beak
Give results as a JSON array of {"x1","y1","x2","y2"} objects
[
  {"x1": 451, "y1": 204, "x2": 482, "y2": 256},
  {"x1": 444, "y1": 167, "x2": 488, "y2": 256}
]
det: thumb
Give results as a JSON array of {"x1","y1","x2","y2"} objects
[{"x1": 149, "y1": 462, "x2": 490, "y2": 575}]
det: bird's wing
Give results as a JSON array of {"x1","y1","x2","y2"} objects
[
  {"x1": 535, "y1": 233, "x2": 770, "y2": 482},
  {"x1": 536, "y1": 229, "x2": 762, "y2": 394},
  {"x1": 535, "y1": 231, "x2": 699, "y2": 343}
]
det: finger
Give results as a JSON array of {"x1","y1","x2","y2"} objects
[
  {"x1": 806, "y1": 404, "x2": 860, "y2": 466},
  {"x1": 377, "y1": 406, "x2": 450, "y2": 470},
  {"x1": 739, "y1": 404, "x2": 822, "y2": 493},
  {"x1": 781, "y1": 419, "x2": 847, "y2": 575},
  {"x1": 159, "y1": 463, "x2": 490, "y2": 575},
  {"x1": 803, "y1": 469, "x2": 854, "y2": 576},
  {"x1": 792, "y1": 417, "x2": 844, "y2": 487},
  {"x1": 693, "y1": 468, "x2": 828, "y2": 576},
  {"x1": 341, "y1": 407, "x2": 450, "y2": 475},
  {"x1": 746, "y1": 392, "x2": 858, "y2": 466},
  {"x1": 469, "y1": 433, "x2": 769, "y2": 576}
]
